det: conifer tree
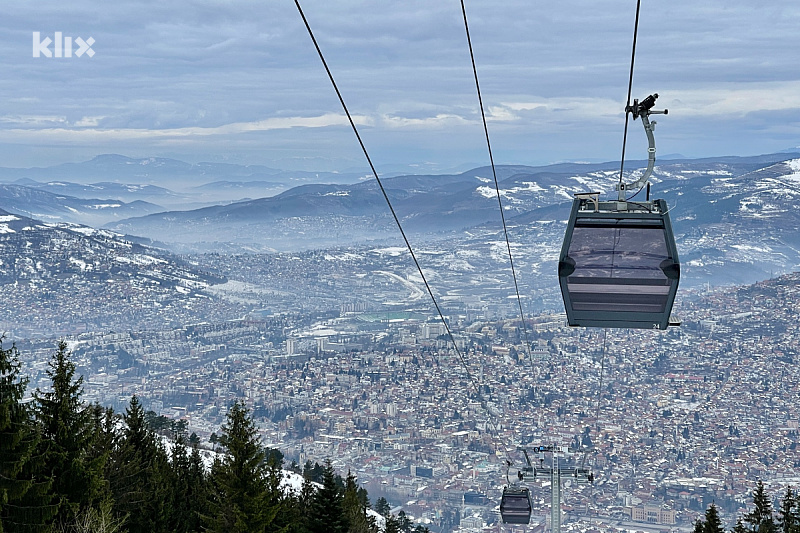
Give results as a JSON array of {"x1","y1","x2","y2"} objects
[
  {"x1": 777, "y1": 487, "x2": 799, "y2": 533},
  {"x1": 395, "y1": 510, "x2": 412, "y2": 533},
  {"x1": 109, "y1": 395, "x2": 172, "y2": 533},
  {"x1": 374, "y1": 497, "x2": 391, "y2": 518},
  {"x1": 264, "y1": 447, "x2": 293, "y2": 533},
  {"x1": 168, "y1": 433, "x2": 206, "y2": 533},
  {"x1": 0, "y1": 341, "x2": 56, "y2": 532},
  {"x1": 733, "y1": 519, "x2": 750, "y2": 533},
  {"x1": 204, "y1": 401, "x2": 279, "y2": 533},
  {"x1": 745, "y1": 481, "x2": 777, "y2": 533},
  {"x1": 342, "y1": 471, "x2": 374, "y2": 533},
  {"x1": 308, "y1": 460, "x2": 346, "y2": 533},
  {"x1": 703, "y1": 503, "x2": 724, "y2": 533},
  {"x1": 291, "y1": 470, "x2": 317, "y2": 533},
  {"x1": 384, "y1": 515, "x2": 401, "y2": 533},
  {"x1": 33, "y1": 340, "x2": 105, "y2": 527}
]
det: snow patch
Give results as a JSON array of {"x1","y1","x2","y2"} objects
[{"x1": 370, "y1": 247, "x2": 406, "y2": 257}]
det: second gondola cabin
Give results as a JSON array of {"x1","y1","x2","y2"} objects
[{"x1": 500, "y1": 486, "x2": 532, "y2": 524}]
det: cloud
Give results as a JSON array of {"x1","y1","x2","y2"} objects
[
  {"x1": 0, "y1": 113, "x2": 372, "y2": 143},
  {"x1": 381, "y1": 113, "x2": 472, "y2": 129},
  {"x1": 665, "y1": 82, "x2": 800, "y2": 117},
  {"x1": 1, "y1": 0, "x2": 799, "y2": 169},
  {"x1": 0, "y1": 115, "x2": 68, "y2": 126}
]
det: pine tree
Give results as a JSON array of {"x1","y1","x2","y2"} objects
[
  {"x1": 777, "y1": 487, "x2": 799, "y2": 533},
  {"x1": 395, "y1": 510, "x2": 412, "y2": 533},
  {"x1": 745, "y1": 481, "x2": 777, "y2": 533},
  {"x1": 384, "y1": 515, "x2": 401, "y2": 533},
  {"x1": 703, "y1": 503, "x2": 724, "y2": 533},
  {"x1": 342, "y1": 471, "x2": 374, "y2": 533},
  {"x1": 109, "y1": 395, "x2": 172, "y2": 533},
  {"x1": 733, "y1": 518, "x2": 749, "y2": 533},
  {"x1": 0, "y1": 341, "x2": 56, "y2": 532},
  {"x1": 33, "y1": 340, "x2": 105, "y2": 528},
  {"x1": 308, "y1": 460, "x2": 346, "y2": 533},
  {"x1": 264, "y1": 448, "x2": 293, "y2": 533},
  {"x1": 168, "y1": 434, "x2": 206, "y2": 533},
  {"x1": 282, "y1": 471, "x2": 316, "y2": 533},
  {"x1": 693, "y1": 518, "x2": 704, "y2": 533},
  {"x1": 374, "y1": 497, "x2": 391, "y2": 518},
  {"x1": 204, "y1": 401, "x2": 279, "y2": 533}
]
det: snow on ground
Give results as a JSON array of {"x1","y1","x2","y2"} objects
[
  {"x1": 154, "y1": 442, "x2": 388, "y2": 531},
  {"x1": 370, "y1": 247, "x2": 406, "y2": 257}
]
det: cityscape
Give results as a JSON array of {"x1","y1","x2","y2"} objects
[{"x1": 11, "y1": 266, "x2": 799, "y2": 532}]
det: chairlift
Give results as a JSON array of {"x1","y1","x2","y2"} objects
[
  {"x1": 500, "y1": 486, "x2": 532, "y2": 524},
  {"x1": 558, "y1": 94, "x2": 680, "y2": 329}
]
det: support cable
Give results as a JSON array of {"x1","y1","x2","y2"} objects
[
  {"x1": 459, "y1": 0, "x2": 534, "y2": 362},
  {"x1": 617, "y1": 0, "x2": 643, "y2": 188},
  {"x1": 594, "y1": 329, "x2": 608, "y2": 429},
  {"x1": 294, "y1": 0, "x2": 510, "y2": 458}
]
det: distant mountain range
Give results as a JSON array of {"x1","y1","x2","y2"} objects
[
  {"x1": 0, "y1": 154, "x2": 366, "y2": 188},
  {"x1": 0, "y1": 154, "x2": 368, "y2": 213},
  {"x1": 0, "y1": 183, "x2": 165, "y2": 227},
  {"x1": 2, "y1": 152, "x2": 800, "y2": 290}
]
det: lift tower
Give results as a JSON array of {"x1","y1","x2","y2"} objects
[{"x1": 517, "y1": 445, "x2": 593, "y2": 533}]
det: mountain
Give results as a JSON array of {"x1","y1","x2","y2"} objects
[
  {"x1": 12, "y1": 179, "x2": 180, "y2": 204},
  {"x1": 0, "y1": 183, "x2": 165, "y2": 227},
  {"x1": 0, "y1": 154, "x2": 366, "y2": 190},
  {"x1": 104, "y1": 152, "x2": 800, "y2": 267},
  {"x1": 0, "y1": 209, "x2": 235, "y2": 337}
]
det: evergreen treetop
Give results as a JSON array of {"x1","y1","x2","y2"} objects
[
  {"x1": 204, "y1": 400, "x2": 279, "y2": 533},
  {"x1": 33, "y1": 340, "x2": 106, "y2": 527}
]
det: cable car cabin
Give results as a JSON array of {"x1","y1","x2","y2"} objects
[
  {"x1": 500, "y1": 486, "x2": 532, "y2": 524},
  {"x1": 558, "y1": 196, "x2": 680, "y2": 329}
]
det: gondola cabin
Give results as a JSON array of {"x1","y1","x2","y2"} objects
[
  {"x1": 558, "y1": 194, "x2": 680, "y2": 329},
  {"x1": 500, "y1": 486, "x2": 532, "y2": 524}
]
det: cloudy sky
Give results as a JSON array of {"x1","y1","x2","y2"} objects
[{"x1": 1, "y1": 0, "x2": 799, "y2": 173}]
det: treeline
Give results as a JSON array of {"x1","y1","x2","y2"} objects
[
  {"x1": 0, "y1": 340, "x2": 425, "y2": 533},
  {"x1": 694, "y1": 481, "x2": 800, "y2": 533}
]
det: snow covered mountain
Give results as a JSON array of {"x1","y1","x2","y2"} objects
[
  {"x1": 99, "y1": 153, "x2": 800, "y2": 289},
  {"x1": 0, "y1": 183, "x2": 164, "y2": 226},
  {"x1": 0, "y1": 209, "x2": 233, "y2": 336}
]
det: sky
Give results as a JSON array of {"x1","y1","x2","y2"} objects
[{"x1": 1, "y1": 0, "x2": 799, "y2": 174}]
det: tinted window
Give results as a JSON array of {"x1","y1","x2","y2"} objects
[{"x1": 565, "y1": 222, "x2": 673, "y2": 313}]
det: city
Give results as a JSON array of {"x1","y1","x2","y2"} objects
[{"x1": 11, "y1": 270, "x2": 799, "y2": 532}]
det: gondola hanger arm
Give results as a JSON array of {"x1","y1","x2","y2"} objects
[{"x1": 617, "y1": 93, "x2": 668, "y2": 201}]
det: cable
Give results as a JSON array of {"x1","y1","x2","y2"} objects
[
  {"x1": 293, "y1": 0, "x2": 510, "y2": 457},
  {"x1": 617, "y1": 0, "x2": 643, "y2": 189},
  {"x1": 625, "y1": 184, "x2": 645, "y2": 201},
  {"x1": 459, "y1": 0, "x2": 534, "y2": 365},
  {"x1": 594, "y1": 329, "x2": 608, "y2": 430}
]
